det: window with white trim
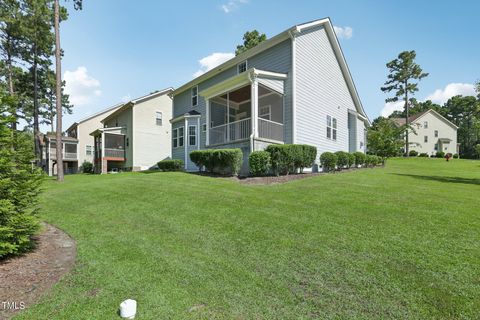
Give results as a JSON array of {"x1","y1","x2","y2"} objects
[
  {"x1": 424, "y1": 121, "x2": 428, "y2": 128},
  {"x1": 173, "y1": 127, "x2": 184, "y2": 148},
  {"x1": 259, "y1": 105, "x2": 271, "y2": 120},
  {"x1": 327, "y1": 115, "x2": 337, "y2": 140},
  {"x1": 188, "y1": 125, "x2": 197, "y2": 146},
  {"x1": 202, "y1": 123, "x2": 206, "y2": 132},
  {"x1": 424, "y1": 135, "x2": 428, "y2": 143},
  {"x1": 237, "y1": 61, "x2": 247, "y2": 74},
  {"x1": 191, "y1": 86, "x2": 198, "y2": 107},
  {"x1": 155, "y1": 111, "x2": 162, "y2": 126},
  {"x1": 434, "y1": 130, "x2": 438, "y2": 138},
  {"x1": 86, "y1": 145, "x2": 92, "y2": 155}
]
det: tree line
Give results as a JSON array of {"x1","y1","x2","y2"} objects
[{"x1": 370, "y1": 50, "x2": 480, "y2": 159}]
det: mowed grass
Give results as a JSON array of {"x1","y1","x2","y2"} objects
[{"x1": 16, "y1": 158, "x2": 480, "y2": 319}]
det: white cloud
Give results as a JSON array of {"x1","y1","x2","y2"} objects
[
  {"x1": 121, "y1": 94, "x2": 131, "y2": 103},
  {"x1": 425, "y1": 83, "x2": 476, "y2": 104},
  {"x1": 381, "y1": 100, "x2": 405, "y2": 118},
  {"x1": 64, "y1": 66, "x2": 101, "y2": 106},
  {"x1": 221, "y1": 0, "x2": 248, "y2": 13},
  {"x1": 193, "y1": 52, "x2": 235, "y2": 78},
  {"x1": 380, "y1": 82, "x2": 477, "y2": 117},
  {"x1": 334, "y1": 26, "x2": 353, "y2": 39}
]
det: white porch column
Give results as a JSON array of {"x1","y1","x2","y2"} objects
[
  {"x1": 226, "y1": 92, "x2": 230, "y2": 142},
  {"x1": 206, "y1": 99, "x2": 210, "y2": 146},
  {"x1": 251, "y1": 77, "x2": 259, "y2": 138}
]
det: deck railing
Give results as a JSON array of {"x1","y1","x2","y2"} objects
[
  {"x1": 258, "y1": 118, "x2": 284, "y2": 142},
  {"x1": 104, "y1": 148, "x2": 125, "y2": 159},
  {"x1": 210, "y1": 118, "x2": 251, "y2": 145}
]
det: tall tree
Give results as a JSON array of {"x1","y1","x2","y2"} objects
[
  {"x1": 381, "y1": 51, "x2": 428, "y2": 156},
  {"x1": 443, "y1": 95, "x2": 479, "y2": 157},
  {"x1": 53, "y1": 0, "x2": 81, "y2": 182},
  {"x1": 475, "y1": 80, "x2": 480, "y2": 98},
  {"x1": 235, "y1": 30, "x2": 267, "y2": 56},
  {"x1": 22, "y1": 0, "x2": 55, "y2": 162},
  {"x1": 0, "y1": 0, "x2": 24, "y2": 131}
]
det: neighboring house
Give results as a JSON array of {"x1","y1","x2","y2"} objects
[
  {"x1": 40, "y1": 134, "x2": 79, "y2": 176},
  {"x1": 66, "y1": 103, "x2": 123, "y2": 170},
  {"x1": 90, "y1": 88, "x2": 173, "y2": 173},
  {"x1": 170, "y1": 18, "x2": 370, "y2": 174},
  {"x1": 392, "y1": 109, "x2": 459, "y2": 156}
]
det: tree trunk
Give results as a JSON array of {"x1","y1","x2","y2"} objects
[
  {"x1": 33, "y1": 43, "x2": 41, "y2": 164},
  {"x1": 404, "y1": 83, "x2": 409, "y2": 157},
  {"x1": 6, "y1": 45, "x2": 17, "y2": 131},
  {"x1": 54, "y1": 0, "x2": 64, "y2": 182}
]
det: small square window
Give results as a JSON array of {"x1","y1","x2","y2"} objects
[
  {"x1": 237, "y1": 61, "x2": 247, "y2": 74},
  {"x1": 155, "y1": 111, "x2": 162, "y2": 126},
  {"x1": 191, "y1": 86, "x2": 198, "y2": 107}
]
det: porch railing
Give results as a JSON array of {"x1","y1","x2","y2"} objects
[
  {"x1": 64, "y1": 152, "x2": 77, "y2": 160},
  {"x1": 49, "y1": 149, "x2": 77, "y2": 160},
  {"x1": 258, "y1": 118, "x2": 283, "y2": 142},
  {"x1": 104, "y1": 148, "x2": 125, "y2": 159},
  {"x1": 210, "y1": 118, "x2": 251, "y2": 145}
]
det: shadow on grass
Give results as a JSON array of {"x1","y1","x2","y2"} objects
[{"x1": 392, "y1": 173, "x2": 480, "y2": 186}]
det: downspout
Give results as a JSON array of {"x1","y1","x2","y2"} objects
[
  {"x1": 289, "y1": 29, "x2": 298, "y2": 144},
  {"x1": 248, "y1": 72, "x2": 255, "y2": 152}
]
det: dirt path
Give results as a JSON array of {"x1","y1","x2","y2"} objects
[{"x1": 0, "y1": 223, "x2": 76, "y2": 320}]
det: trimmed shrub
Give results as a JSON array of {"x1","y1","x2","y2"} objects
[
  {"x1": 80, "y1": 161, "x2": 93, "y2": 174},
  {"x1": 409, "y1": 150, "x2": 418, "y2": 157},
  {"x1": 157, "y1": 159, "x2": 184, "y2": 171},
  {"x1": 265, "y1": 144, "x2": 317, "y2": 175},
  {"x1": 189, "y1": 149, "x2": 243, "y2": 175},
  {"x1": 436, "y1": 151, "x2": 445, "y2": 158},
  {"x1": 419, "y1": 153, "x2": 429, "y2": 157},
  {"x1": 365, "y1": 154, "x2": 378, "y2": 167},
  {"x1": 335, "y1": 151, "x2": 349, "y2": 170},
  {"x1": 353, "y1": 151, "x2": 366, "y2": 166},
  {"x1": 249, "y1": 151, "x2": 271, "y2": 176},
  {"x1": 348, "y1": 153, "x2": 356, "y2": 168},
  {"x1": 453, "y1": 153, "x2": 459, "y2": 159},
  {"x1": 320, "y1": 152, "x2": 337, "y2": 172}
]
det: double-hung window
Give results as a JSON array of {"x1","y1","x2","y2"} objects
[
  {"x1": 189, "y1": 125, "x2": 197, "y2": 146},
  {"x1": 237, "y1": 61, "x2": 247, "y2": 74},
  {"x1": 434, "y1": 130, "x2": 438, "y2": 138},
  {"x1": 327, "y1": 115, "x2": 337, "y2": 140},
  {"x1": 191, "y1": 86, "x2": 198, "y2": 107},
  {"x1": 86, "y1": 145, "x2": 92, "y2": 156},
  {"x1": 155, "y1": 111, "x2": 162, "y2": 126},
  {"x1": 173, "y1": 127, "x2": 184, "y2": 148},
  {"x1": 424, "y1": 121, "x2": 428, "y2": 129},
  {"x1": 424, "y1": 135, "x2": 428, "y2": 143}
]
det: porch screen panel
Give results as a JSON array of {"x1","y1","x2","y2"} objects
[{"x1": 104, "y1": 133, "x2": 125, "y2": 149}]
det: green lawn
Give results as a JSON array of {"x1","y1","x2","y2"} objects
[{"x1": 16, "y1": 158, "x2": 480, "y2": 319}]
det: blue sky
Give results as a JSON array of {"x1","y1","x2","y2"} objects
[{"x1": 58, "y1": 0, "x2": 479, "y2": 129}]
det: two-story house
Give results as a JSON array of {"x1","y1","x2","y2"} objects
[
  {"x1": 170, "y1": 18, "x2": 370, "y2": 174},
  {"x1": 90, "y1": 88, "x2": 173, "y2": 173},
  {"x1": 66, "y1": 103, "x2": 123, "y2": 169},
  {"x1": 392, "y1": 109, "x2": 459, "y2": 155},
  {"x1": 41, "y1": 134, "x2": 80, "y2": 176}
]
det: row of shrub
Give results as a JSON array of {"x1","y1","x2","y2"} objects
[
  {"x1": 409, "y1": 150, "x2": 458, "y2": 158},
  {"x1": 190, "y1": 149, "x2": 243, "y2": 175},
  {"x1": 320, "y1": 151, "x2": 381, "y2": 172}
]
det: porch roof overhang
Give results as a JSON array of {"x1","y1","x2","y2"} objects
[
  {"x1": 199, "y1": 68, "x2": 287, "y2": 100},
  {"x1": 438, "y1": 138, "x2": 452, "y2": 143},
  {"x1": 89, "y1": 127, "x2": 125, "y2": 137},
  {"x1": 170, "y1": 110, "x2": 202, "y2": 124}
]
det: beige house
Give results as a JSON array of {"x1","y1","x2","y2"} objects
[
  {"x1": 66, "y1": 103, "x2": 123, "y2": 170},
  {"x1": 91, "y1": 88, "x2": 173, "y2": 173},
  {"x1": 40, "y1": 134, "x2": 80, "y2": 176},
  {"x1": 393, "y1": 109, "x2": 459, "y2": 156}
]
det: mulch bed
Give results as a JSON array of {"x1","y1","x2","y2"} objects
[
  {"x1": 0, "y1": 223, "x2": 76, "y2": 319},
  {"x1": 192, "y1": 167, "x2": 378, "y2": 185}
]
